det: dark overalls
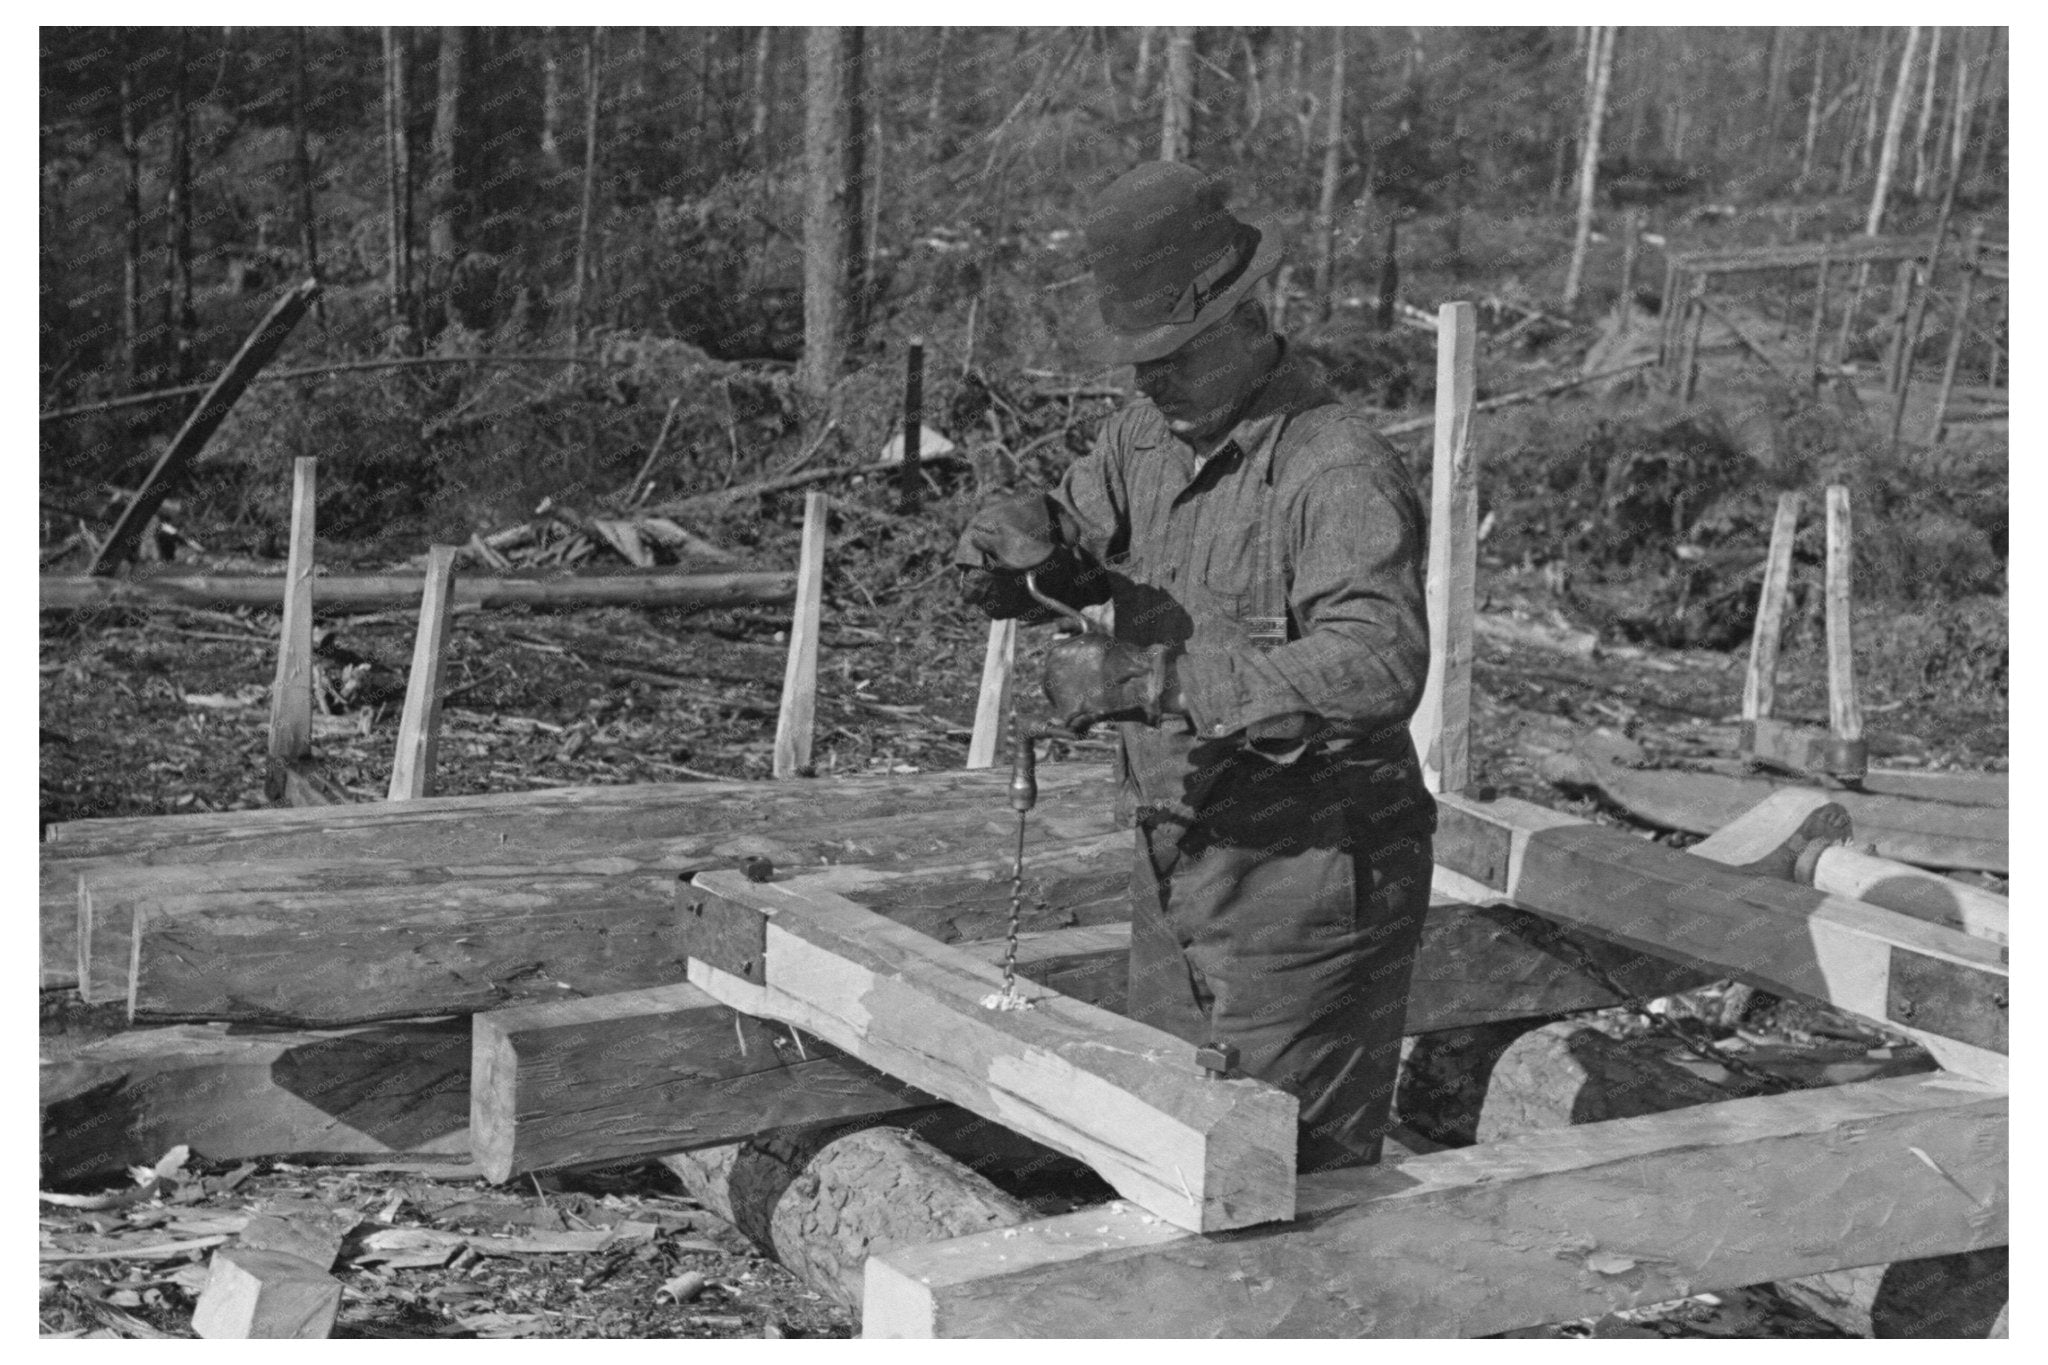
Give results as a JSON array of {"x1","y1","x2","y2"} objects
[{"x1": 1051, "y1": 353, "x2": 1437, "y2": 1172}]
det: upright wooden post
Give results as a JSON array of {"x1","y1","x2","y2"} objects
[
  {"x1": 1678, "y1": 275, "x2": 1708, "y2": 402},
  {"x1": 1931, "y1": 226, "x2": 1983, "y2": 442},
  {"x1": 773, "y1": 492, "x2": 828, "y2": 779},
  {"x1": 387, "y1": 545, "x2": 459, "y2": 801},
  {"x1": 1806, "y1": 241, "x2": 1833, "y2": 376},
  {"x1": 1824, "y1": 485, "x2": 1863, "y2": 758},
  {"x1": 1410, "y1": 302, "x2": 1478, "y2": 795},
  {"x1": 899, "y1": 337, "x2": 925, "y2": 514},
  {"x1": 1614, "y1": 209, "x2": 1640, "y2": 319},
  {"x1": 964, "y1": 619, "x2": 1016, "y2": 770},
  {"x1": 1741, "y1": 491, "x2": 1802, "y2": 726},
  {"x1": 266, "y1": 458, "x2": 318, "y2": 783}
]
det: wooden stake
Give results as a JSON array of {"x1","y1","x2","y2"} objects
[
  {"x1": 899, "y1": 337, "x2": 925, "y2": 514},
  {"x1": 387, "y1": 546, "x2": 458, "y2": 801},
  {"x1": 265, "y1": 459, "x2": 317, "y2": 787},
  {"x1": 1806, "y1": 241, "x2": 1833, "y2": 375},
  {"x1": 1931, "y1": 225, "x2": 1983, "y2": 441},
  {"x1": 1678, "y1": 277, "x2": 1707, "y2": 402},
  {"x1": 1742, "y1": 491, "x2": 1802, "y2": 724},
  {"x1": 1824, "y1": 486, "x2": 1862, "y2": 747},
  {"x1": 89, "y1": 278, "x2": 321, "y2": 575},
  {"x1": 964, "y1": 618, "x2": 1016, "y2": 770},
  {"x1": 772, "y1": 492, "x2": 827, "y2": 779},
  {"x1": 1410, "y1": 302, "x2": 1478, "y2": 795}
]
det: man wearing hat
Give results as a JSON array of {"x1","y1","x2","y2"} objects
[{"x1": 955, "y1": 162, "x2": 1437, "y2": 1172}]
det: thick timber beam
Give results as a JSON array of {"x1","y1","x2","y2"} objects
[
  {"x1": 1428, "y1": 792, "x2": 2008, "y2": 1086},
  {"x1": 864, "y1": 1073, "x2": 2007, "y2": 1338},
  {"x1": 682, "y1": 867, "x2": 1298, "y2": 1233}
]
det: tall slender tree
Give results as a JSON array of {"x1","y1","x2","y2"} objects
[
  {"x1": 799, "y1": 26, "x2": 851, "y2": 402},
  {"x1": 119, "y1": 32, "x2": 143, "y2": 385},
  {"x1": 1311, "y1": 28, "x2": 1346, "y2": 320},
  {"x1": 1159, "y1": 27, "x2": 1195, "y2": 161},
  {"x1": 382, "y1": 27, "x2": 414, "y2": 327},
  {"x1": 1911, "y1": 26, "x2": 1943, "y2": 198},
  {"x1": 750, "y1": 26, "x2": 773, "y2": 157},
  {"x1": 164, "y1": 28, "x2": 196, "y2": 382},
  {"x1": 843, "y1": 27, "x2": 869, "y2": 349},
  {"x1": 291, "y1": 29, "x2": 325, "y2": 327},
  {"x1": 1866, "y1": 25, "x2": 1922, "y2": 235},
  {"x1": 540, "y1": 27, "x2": 563, "y2": 165},
  {"x1": 427, "y1": 26, "x2": 467, "y2": 264},
  {"x1": 1799, "y1": 29, "x2": 1829, "y2": 188},
  {"x1": 1562, "y1": 25, "x2": 1615, "y2": 307},
  {"x1": 570, "y1": 28, "x2": 603, "y2": 346}
]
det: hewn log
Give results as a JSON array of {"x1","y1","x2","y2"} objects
[
  {"x1": 683, "y1": 867, "x2": 1298, "y2": 1232},
  {"x1": 472, "y1": 923, "x2": 1129, "y2": 1181},
  {"x1": 42, "y1": 569, "x2": 794, "y2": 615},
  {"x1": 1430, "y1": 790, "x2": 2008, "y2": 1086},
  {"x1": 40, "y1": 1022, "x2": 471, "y2": 1185},
  {"x1": 864, "y1": 1074, "x2": 2007, "y2": 1338},
  {"x1": 659, "y1": 1124, "x2": 1030, "y2": 1316}
]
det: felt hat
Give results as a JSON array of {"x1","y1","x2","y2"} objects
[{"x1": 1076, "y1": 161, "x2": 1283, "y2": 366}]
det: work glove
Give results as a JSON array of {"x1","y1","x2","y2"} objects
[
  {"x1": 1042, "y1": 635, "x2": 1186, "y2": 732},
  {"x1": 954, "y1": 493, "x2": 1107, "y2": 622}
]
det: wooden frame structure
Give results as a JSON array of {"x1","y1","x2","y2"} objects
[{"x1": 39, "y1": 296, "x2": 2008, "y2": 1338}]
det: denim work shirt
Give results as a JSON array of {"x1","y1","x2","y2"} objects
[{"x1": 1049, "y1": 346, "x2": 1434, "y2": 828}]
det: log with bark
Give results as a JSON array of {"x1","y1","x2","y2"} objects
[{"x1": 41, "y1": 569, "x2": 795, "y2": 615}]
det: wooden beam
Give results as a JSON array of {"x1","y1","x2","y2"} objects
[
  {"x1": 1411, "y1": 301, "x2": 1478, "y2": 793},
  {"x1": 1812, "y1": 846, "x2": 2008, "y2": 946},
  {"x1": 864, "y1": 1073, "x2": 2006, "y2": 1338},
  {"x1": 964, "y1": 619, "x2": 1015, "y2": 770},
  {"x1": 387, "y1": 545, "x2": 459, "y2": 800},
  {"x1": 472, "y1": 922, "x2": 1129, "y2": 1181},
  {"x1": 772, "y1": 492, "x2": 828, "y2": 778},
  {"x1": 40, "y1": 1021, "x2": 471, "y2": 1185},
  {"x1": 45, "y1": 762, "x2": 1115, "y2": 858},
  {"x1": 1741, "y1": 490, "x2": 1802, "y2": 724},
  {"x1": 264, "y1": 458, "x2": 318, "y2": 791},
  {"x1": 1537, "y1": 730, "x2": 2006, "y2": 873},
  {"x1": 89, "y1": 278, "x2": 321, "y2": 575},
  {"x1": 682, "y1": 867, "x2": 1298, "y2": 1232},
  {"x1": 1824, "y1": 484, "x2": 1864, "y2": 750},
  {"x1": 1430, "y1": 791, "x2": 2008, "y2": 1086},
  {"x1": 41, "y1": 568, "x2": 795, "y2": 614}
]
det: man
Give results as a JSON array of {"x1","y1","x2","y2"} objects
[{"x1": 954, "y1": 161, "x2": 1438, "y2": 1172}]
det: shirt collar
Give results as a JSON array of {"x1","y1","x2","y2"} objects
[{"x1": 1195, "y1": 338, "x2": 1335, "y2": 470}]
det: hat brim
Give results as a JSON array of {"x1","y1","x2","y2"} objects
[{"x1": 1077, "y1": 227, "x2": 1285, "y2": 368}]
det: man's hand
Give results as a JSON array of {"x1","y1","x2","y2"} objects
[
  {"x1": 953, "y1": 493, "x2": 1062, "y2": 573},
  {"x1": 1042, "y1": 635, "x2": 1185, "y2": 731}
]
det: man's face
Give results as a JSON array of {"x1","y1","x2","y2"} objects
[{"x1": 1132, "y1": 310, "x2": 1268, "y2": 445}]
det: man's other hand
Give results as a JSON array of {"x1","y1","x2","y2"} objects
[{"x1": 1043, "y1": 636, "x2": 1184, "y2": 731}]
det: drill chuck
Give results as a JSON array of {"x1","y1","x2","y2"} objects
[{"x1": 1008, "y1": 730, "x2": 1039, "y2": 813}]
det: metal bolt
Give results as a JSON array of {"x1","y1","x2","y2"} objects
[
  {"x1": 1195, "y1": 1041, "x2": 1238, "y2": 1079},
  {"x1": 1896, "y1": 999, "x2": 1916, "y2": 1020},
  {"x1": 1992, "y1": 991, "x2": 2008, "y2": 1009}
]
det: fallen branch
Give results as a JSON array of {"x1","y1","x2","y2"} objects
[
  {"x1": 1377, "y1": 360, "x2": 1655, "y2": 437},
  {"x1": 42, "y1": 569, "x2": 794, "y2": 614},
  {"x1": 641, "y1": 451, "x2": 965, "y2": 515}
]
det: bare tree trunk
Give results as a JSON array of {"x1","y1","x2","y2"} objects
[
  {"x1": 927, "y1": 26, "x2": 948, "y2": 128},
  {"x1": 799, "y1": 26, "x2": 850, "y2": 402},
  {"x1": 290, "y1": 30, "x2": 325, "y2": 329},
  {"x1": 1312, "y1": 28, "x2": 1346, "y2": 320},
  {"x1": 1964, "y1": 27, "x2": 2002, "y2": 189},
  {"x1": 540, "y1": 28, "x2": 563, "y2": 164},
  {"x1": 382, "y1": 27, "x2": 413, "y2": 329},
  {"x1": 751, "y1": 26, "x2": 773, "y2": 156},
  {"x1": 427, "y1": 26, "x2": 466, "y2": 265},
  {"x1": 1866, "y1": 25, "x2": 1922, "y2": 235},
  {"x1": 570, "y1": 28, "x2": 602, "y2": 346},
  {"x1": 1857, "y1": 27, "x2": 1888, "y2": 178},
  {"x1": 1799, "y1": 29, "x2": 1828, "y2": 188},
  {"x1": 866, "y1": 29, "x2": 885, "y2": 287},
  {"x1": 1563, "y1": 25, "x2": 1615, "y2": 307},
  {"x1": 1911, "y1": 27, "x2": 1943, "y2": 198},
  {"x1": 165, "y1": 28, "x2": 196, "y2": 382},
  {"x1": 1134, "y1": 27, "x2": 1153, "y2": 101},
  {"x1": 120, "y1": 33, "x2": 143, "y2": 385},
  {"x1": 1159, "y1": 26, "x2": 1195, "y2": 161},
  {"x1": 1237, "y1": 32, "x2": 1262, "y2": 145},
  {"x1": 842, "y1": 27, "x2": 869, "y2": 352},
  {"x1": 1946, "y1": 28, "x2": 1983, "y2": 195},
  {"x1": 1763, "y1": 26, "x2": 1788, "y2": 143}
]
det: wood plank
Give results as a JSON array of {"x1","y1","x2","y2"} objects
[
  {"x1": 45, "y1": 762, "x2": 1116, "y2": 857},
  {"x1": 1824, "y1": 484, "x2": 1863, "y2": 747},
  {"x1": 684, "y1": 868, "x2": 1298, "y2": 1233},
  {"x1": 472, "y1": 923, "x2": 1128, "y2": 1181},
  {"x1": 1410, "y1": 300, "x2": 1478, "y2": 794},
  {"x1": 42, "y1": 568, "x2": 795, "y2": 614},
  {"x1": 964, "y1": 618, "x2": 1015, "y2": 770},
  {"x1": 1538, "y1": 730, "x2": 2006, "y2": 872},
  {"x1": 190, "y1": 1246, "x2": 341, "y2": 1339},
  {"x1": 68, "y1": 800, "x2": 1123, "y2": 1004},
  {"x1": 864, "y1": 1073, "x2": 2007, "y2": 1338},
  {"x1": 89, "y1": 279, "x2": 322, "y2": 575},
  {"x1": 1740, "y1": 490, "x2": 1802, "y2": 723},
  {"x1": 1434, "y1": 791, "x2": 2008, "y2": 1086},
  {"x1": 387, "y1": 545, "x2": 459, "y2": 800},
  {"x1": 40, "y1": 1021, "x2": 471, "y2": 1184},
  {"x1": 772, "y1": 492, "x2": 827, "y2": 778},
  {"x1": 1811, "y1": 846, "x2": 2008, "y2": 945},
  {"x1": 265, "y1": 457, "x2": 318, "y2": 778}
]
